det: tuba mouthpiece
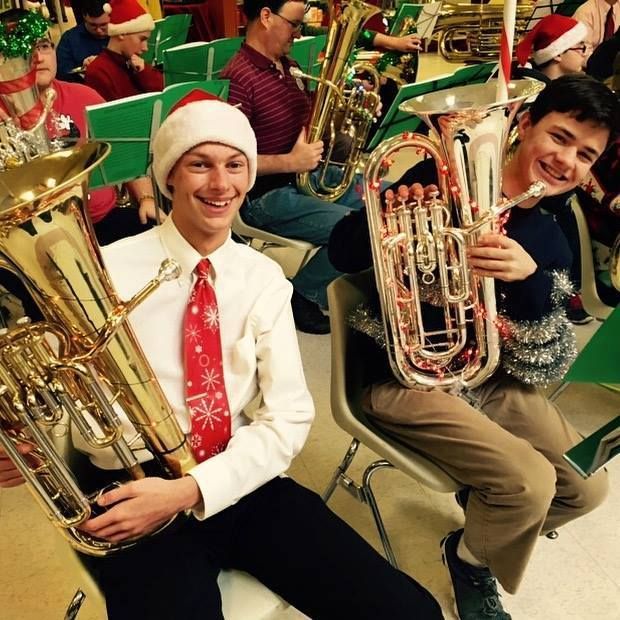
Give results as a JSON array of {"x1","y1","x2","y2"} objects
[{"x1": 158, "y1": 259, "x2": 182, "y2": 282}]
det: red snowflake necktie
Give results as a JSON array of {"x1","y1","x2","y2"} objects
[
  {"x1": 604, "y1": 6, "x2": 615, "y2": 40},
  {"x1": 183, "y1": 258, "x2": 231, "y2": 462}
]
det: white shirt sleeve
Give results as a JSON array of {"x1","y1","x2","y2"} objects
[{"x1": 187, "y1": 274, "x2": 314, "y2": 520}]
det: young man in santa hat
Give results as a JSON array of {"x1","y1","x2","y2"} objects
[
  {"x1": 515, "y1": 13, "x2": 590, "y2": 83},
  {"x1": 85, "y1": 0, "x2": 163, "y2": 101},
  {"x1": 0, "y1": 90, "x2": 445, "y2": 620}
]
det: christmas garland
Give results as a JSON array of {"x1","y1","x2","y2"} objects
[{"x1": 0, "y1": 11, "x2": 49, "y2": 60}]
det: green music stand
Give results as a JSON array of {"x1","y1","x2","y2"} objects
[
  {"x1": 366, "y1": 62, "x2": 498, "y2": 151},
  {"x1": 143, "y1": 14, "x2": 192, "y2": 66},
  {"x1": 163, "y1": 37, "x2": 243, "y2": 86}
]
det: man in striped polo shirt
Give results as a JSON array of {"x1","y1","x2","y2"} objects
[{"x1": 221, "y1": 0, "x2": 366, "y2": 335}]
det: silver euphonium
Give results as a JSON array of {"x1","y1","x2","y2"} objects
[{"x1": 364, "y1": 80, "x2": 546, "y2": 389}]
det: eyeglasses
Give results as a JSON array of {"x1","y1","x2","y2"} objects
[
  {"x1": 273, "y1": 12, "x2": 303, "y2": 32},
  {"x1": 84, "y1": 19, "x2": 109, "y2": 31},
  {"x1": 567, "y1": 44, "x2": 589, "y2": 55},
  {"x1": 33, "y1": 40, "x2": 55, "y2": 54}
]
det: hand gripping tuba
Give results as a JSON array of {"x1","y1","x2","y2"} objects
[
  {"x1": 363, "y1": 79, "x2": 546, "y2": 389},
  {"x1": 295, "y1": 0, "x2": 382, "y2": 201},
  {"x1": 0, "y1": 142, "x2": 197, "y2": 556}
]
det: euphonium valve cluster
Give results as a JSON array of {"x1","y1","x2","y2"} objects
[{"x1": 364, "y1": 80, "x2": 546, "y2": 389}]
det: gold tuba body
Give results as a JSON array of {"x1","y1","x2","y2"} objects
[
  {"x1": 296, "y1": 0, "x2": 382, "y2": 201},
  {"x1": 363, "y1": 80, "x2": 545, "y2": 389},
  {"x1": 435, "y1": 0, "x2": 535, "y2": 63},
  {"x1": 0, "y1": 142, "x2": 196, "y2": 556}
]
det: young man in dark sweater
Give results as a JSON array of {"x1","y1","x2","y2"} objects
[{"x1": 328, "y1": 75, "x2": 620, "y2": 620}]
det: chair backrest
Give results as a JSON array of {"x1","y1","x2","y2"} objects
[
  {"x1": 327, "y1": 271, "x2": 461, "y2": 492},
  {"x1": 570, "y1": 195, "x2": 613, "y2": 320}
]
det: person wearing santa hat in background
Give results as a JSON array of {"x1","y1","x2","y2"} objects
[
  {"x1": 0, "y1": 89, "x2": 445, "y2": 620},
  {"x1": 85, "y1": 0, "x2": 163, "y2": 102},
  {"x1": 515, "y1": 14, "x2": 590, "y2": 84}
]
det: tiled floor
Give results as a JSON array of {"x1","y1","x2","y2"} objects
[{"x1": 1, "y1": 39, "x2": 619, "y2": 620}]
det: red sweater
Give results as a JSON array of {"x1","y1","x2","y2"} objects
[
  {"x1": 84, "y1": 48, "x2": 163, "y2": 102},
  {"x1": 48, "y1": 79, "x2": 117, "y2": 223}
]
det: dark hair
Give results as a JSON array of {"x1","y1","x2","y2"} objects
[
  {"x1": 81, "y1": 0, "x2": 108, "y2": 18},
  {"x1": 242, "y1": 0, "x2": 305, "y2": 21},
  {"x1": 528, "y1": 74, "x2": 620, "y2": 146}
]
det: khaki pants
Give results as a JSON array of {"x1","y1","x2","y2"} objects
[{"x1": 363, "y1": 374, "x2": 609, "y2": 593}]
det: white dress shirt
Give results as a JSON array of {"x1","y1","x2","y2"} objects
[
  {"x1": 574, "y1": 0, "x2": 620, "y2": 47},
  {"x1": 76, "y1": 217, "x2": 314, "y2": 519}
]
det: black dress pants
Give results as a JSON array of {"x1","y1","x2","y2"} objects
[{"x1": 81, "y1": 477, "x2": 443, "y2": 620}]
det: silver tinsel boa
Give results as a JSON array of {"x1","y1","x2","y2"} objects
[
  {"x1": 347, "y1": 269, "x2": 577, "y2": 387},
  {"x1": 500, "y1": 269, "x2": 577, "y2": 386}
]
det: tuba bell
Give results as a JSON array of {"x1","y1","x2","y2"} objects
[
  {"x1": 0, "y1": 19, "x2": 196, "y2": 556},
  {"x1": 435, "y1": 0, "x2": 535, "y2": 63},
  {"x1": 363, "y1": 79, "x2": 545, "y2": 389},
  {"x1": 295, "y1": 0, "x2": 383, "y2": 201}
]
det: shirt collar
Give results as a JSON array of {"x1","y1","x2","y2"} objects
[
  {"x1": 240, "y1": 42, "x2": 296, "y2": 72},
  {"x1": 157, "y1": 216, "x2": 236, "y2": 284}
]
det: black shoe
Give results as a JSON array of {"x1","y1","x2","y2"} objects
[
  {"x1": 455, "y1": 487, "x2": 471, "y2": 512},
  {"x1": 291, "y1": 290, "x2": 330, "y2": 334},
  {"x1": 441, "y1": 529, "x2": 511, "y2": 620},
  {"x1": 566, "y1": 294, "x2": 593, "y2": 325}
]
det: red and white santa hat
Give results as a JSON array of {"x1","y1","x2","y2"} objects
[
  {"x1": 516, "y1": 14, "x2": 587, "y2": 67},
  {"x1": 152, "y1": 89, "x2": 258, "y2": 199},
  {"x1": 103, "y1": 0, "x2": 155, "y2": 37}
]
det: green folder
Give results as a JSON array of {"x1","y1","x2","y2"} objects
[
  {"x1": 86, "y1": 80, "x2": 230, "y2": 188},
  {"x1": 564, "y1": 415, "x2": 620, "y2": 478},
  {"x1": 565, "y1": 305, "x2": 620, "y2": 383},
  {"x1": 366, "y1": 62, "x2": 497, "y2": 151},
  {"x1": 163, "y1": 37, "x2": 243, "y2": 87},
  {"x1": 290, "y1": 34, "x2": 327, "y2": 79},
  {"x1": 389, "y1": 3, "x2": 425, "y2": 35},
  {"x1": 143, "y1": 14, "x2": 192, "y2": 66}
]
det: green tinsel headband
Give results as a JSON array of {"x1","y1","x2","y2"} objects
[{"x1": 0, "y1": 12, "x2": 50, "y2": 60}]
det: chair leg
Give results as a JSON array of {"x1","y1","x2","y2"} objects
[
  {"x1": 322, "y1": 438, "x2": 399, "y2": 567},
  {"x1": 322, "y1": 438, "x2": 360, "y2": 502},
  {"x1": 362, "y1": 460, "x2": 398, "y2": 568}
]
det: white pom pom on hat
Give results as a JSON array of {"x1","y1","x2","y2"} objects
[
  {"x1": 105, "y1": 0, "x2": 155, "y2": 36},
  {"x1": 152, "y1": 89, "x2": 258, "y2": 199}
]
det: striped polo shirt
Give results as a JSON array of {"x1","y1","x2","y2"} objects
[{"x1": 221, "y1": 43, "x2": 312, "y2": 199}]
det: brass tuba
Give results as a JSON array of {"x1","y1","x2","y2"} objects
[
  {"x1": 363, "y1": 80, "x2": 545, "y2": 389},
  {"x1": 295, "y1": 0, "x2": 382, "y2": 201},
  {"x1": 0, "y1": 146, "x2": 196, "y2": 556},
  {"x1": 435, "y1": 0, "x2": 535, "y2": 63}
]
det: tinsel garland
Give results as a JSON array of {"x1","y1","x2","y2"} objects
[
  {"x1": 348, "y1": 269, "x2": 577, "y2": 387},
  {"x1": 348, "y1": 303, "x2": 386, "y2": 349},
  {"x1": 500, "y1": 270, "x2": 577, "y2": 386},
  {"x1": 0, "y1": 12, "x2": 49, "y2": 60}
]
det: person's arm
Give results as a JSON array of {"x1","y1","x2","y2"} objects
[
  {"x1": 125, "y1": 176, "x2": 166, "y2": 224},
  {"x1": 84, "y1": 64, "x2": 116, "y2": 101},
  {"x1": 372, "y1": 31, "x2": 422, "y2": 52},
  {"x1": 131, "y1": 59, "x2": 164, "y2": 93}
]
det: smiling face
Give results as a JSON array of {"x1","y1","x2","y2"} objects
[
  {"x1": 508, "y1": 110, "x2": 609, "y2": 200},
  {"x1": 167, "y1": 143, "x2": 249, "y2": 255}
]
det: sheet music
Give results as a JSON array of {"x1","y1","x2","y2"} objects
[{"x1": 418, "y1": 1, "x2": 443, "y2": 40}]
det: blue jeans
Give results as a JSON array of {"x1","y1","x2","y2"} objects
[{"x1": 243, "y1": 169, "x2": 365, "y2": 308}]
